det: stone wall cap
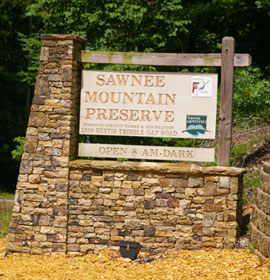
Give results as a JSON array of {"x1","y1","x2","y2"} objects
[
  {"x1": 70, "y1": 160, "x2": 246, "y2": 176},
  {"x1": 41, "y1": 34, "x2": 87, "y2": 43}
]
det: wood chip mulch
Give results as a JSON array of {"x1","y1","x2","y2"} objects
[{"x1": 0, "y1": 238, "x2": 270, "y2": 279}]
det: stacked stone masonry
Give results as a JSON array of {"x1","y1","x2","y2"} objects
[
  {"x1": 66, "y1": 161, "x2": 244, "y2": 255},
  {"x1": 7, "y1": 34, "x2": 86, "y2": 255},
  {"x1": 251, "y1": 162, "x2": 270, "y2": 259},
  {"x1": 6, "y1": 34, "x2": 245, "y2": 256}
]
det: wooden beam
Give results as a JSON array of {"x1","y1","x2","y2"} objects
[
  {"x1": 218, "y1": 37, "x2": 235, "y2": 166},
  {"x1": 81, "y1": 50, "x2": 251, "y2": 67}
]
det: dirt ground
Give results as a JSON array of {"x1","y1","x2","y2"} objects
[{"x1": 0, "y1": 238, "x2": 270, "y2": 280}]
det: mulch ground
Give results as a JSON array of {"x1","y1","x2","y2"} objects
[{"x1": 0, "y1": 238, "x2": 270, "y2": 280}]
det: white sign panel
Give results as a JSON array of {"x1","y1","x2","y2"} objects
[
  {"x1": 79, "y1": 143, "x2": 215, "y2": 162},
  {"x1": 79, "y1": 70, "x2": 218, "y2": 139}
]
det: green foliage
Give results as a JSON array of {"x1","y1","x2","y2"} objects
[
  {"x1": 231, "y1": 136, "x2": 261, "y2": 163},
  {"x1": 233, "y1": 67, "x2": 270, "y2": 123},
  {"x1": 20, "y1": 0, "x2": 191, "y2": 85},
  {"x1": 17, "y1": 33, "x2": 41, "y2": 86},
  {"x1": 243, "y1": 171, "x2": 261, "y2": 204},
  {"x1": 1, "y1": 0, "x2": 270, "y2": 193},
  {"x1": 230, "y1": 134, "x2": 266, "y2": 204},
  {"x1": 11, "y1": 137, "x2": 25, "y2": 162},
  {"x1": 0, "y1": 191, "x2": 14, "y2": 200},
  {"x1": 0, "y1": 0, "x2": 29, "y2": 192},
  {"x1": 248, "y1": 241, "x2": 257, "y2": 253},
  {"x1": 0, "y1": 208, "x2": 12, "y2": 238},
  {"x1": 256, "y1": 0, "x2": 270, "y2": 14},
  {"x1": 182, "y1": 0, "x2": 258, "y2": 53},
  {"x1": 26, "y1": 0, "x2": 190, "y2": 51},
  {"x1": 231, "y1": 134, "x2": 268, "y2": 165}
]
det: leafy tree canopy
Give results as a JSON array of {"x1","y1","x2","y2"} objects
[
  {"x1": 1, "y1": 0, "x2": 270, "y2": 191},
  {"x1": 26, "y1": 0, "x2": 190, "y2": 52}
]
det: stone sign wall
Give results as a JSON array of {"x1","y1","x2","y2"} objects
[
  {"x1": 251, "y1": 162, "x2": 270, "y2": 259},
  {"x1": 6, "y1": 34, "x2": 245, "y2": 256},
  {"x1": 67, "y1": 161, "x2": 244, "y2": 255}
]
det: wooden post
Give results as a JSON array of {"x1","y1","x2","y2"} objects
[{"x1": 218, "y1": 37, "x2": 235, "y2": 166}]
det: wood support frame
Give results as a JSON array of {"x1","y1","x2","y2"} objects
[
  {"x1": 218, "y1": 37, "x2": 235, "y2": 166},
  {"x1": 81, "y1": 50, "x2": 251, "y2": 67},
  {"x1": 81, "y1": 37, "x2": 251, "y2": 166}
]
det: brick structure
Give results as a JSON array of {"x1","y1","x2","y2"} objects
[
  {"x1": 6, "y1": 34, "x2": 246, "y2": 255},
  {"x1": 251, "y1": 162, "x2": 270, "y2": 259}
]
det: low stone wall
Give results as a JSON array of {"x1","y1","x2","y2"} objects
[
  {"x1": 7, "y1": 159, "x2": 245, "y2": 255},
  {"x1": 251, "y1": 162, "x2": 270, "y2": 259},
  {"x1": 67, "y1": 160, "x2": 245, "y2": 255}
]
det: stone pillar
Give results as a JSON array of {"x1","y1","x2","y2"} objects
[
  {"x1": 7, "y1": 34, "x2": 86, "y2": 255},
  {"x1": 250, "y1": 162, "x2": 270, "y2": 259}
]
